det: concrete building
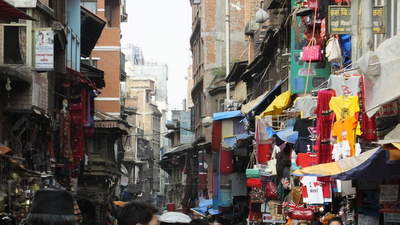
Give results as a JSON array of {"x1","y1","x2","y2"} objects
[
  {"x1": 188, "y1": 0, "x2": 248, "y2": 200},
  {"x1": 89, "y1": 0, "x2": 127, "y2": 116}
]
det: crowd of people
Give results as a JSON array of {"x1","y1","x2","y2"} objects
[{"x1": 26, "y1": 188, "x2": 344, "y2": 225}]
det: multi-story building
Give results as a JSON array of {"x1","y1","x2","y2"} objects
[
  {"x1": 0, "y1": 1, "x2": 128, "y2": 225},
  {"x1": 188, "y1": 0, "x2": 248, "y2": 201}
]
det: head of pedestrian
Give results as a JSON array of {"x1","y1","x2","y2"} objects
[
  {"x1": 117, "y1": 201, "x2": 159, "y2": 225},
  {"x1": 327, "y1": 217, "x2": 343, "y2": 225},
  {"x1": 27, "y1": 188, "x2": 76, "y2": 225}
]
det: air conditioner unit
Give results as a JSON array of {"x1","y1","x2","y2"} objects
[{"x1": 193, "y1": 0, "x2": 200, "y2": 5}]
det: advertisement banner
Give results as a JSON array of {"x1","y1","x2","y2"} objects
[{"x1": 35, "y1": 29, "x2": 54, "y2": 71}]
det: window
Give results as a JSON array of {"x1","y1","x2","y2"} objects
[
  {"x1": 81, "y1": 59, "x2": 98, "y2": 68},
  {"x1": 3, "y1": 26, "x2": 27, "y2": 64},
  {"x1": 81, "y1": 1, "x2": 97, "y2": 13}
]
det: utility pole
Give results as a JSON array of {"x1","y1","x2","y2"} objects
[
  {"x1": 361, "y1": 0, "x2": 373, "y2": 55},
  {"x1": 226, "y1": 0, "x2": 230, "y2": 101}
]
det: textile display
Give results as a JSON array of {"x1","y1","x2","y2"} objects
[
  {"x1": 331, "y1": 116, "x2": 358, "y2": 157},
  {"x1": 294, "y1": 137, "x2": 313, "y2": 154},
  {"x1": 293, "y1": 96, "x2": 317, "y2": 118},
  {"x1": 293, "y1": 117, "x2": 316, "y2": 138},
  {"x1": 220, "y1": 148, "x2": 233, "y2": 174},
  {"x1": 300, "y1": 176, "x2": 324, "y2": 205},
  {"x1": 295, "y1": 153, "x2": 319, "y2": 168},
  {"x1": 329, "y1": 95, "x2": 360, "y2": 122},
  {"x1": 315, "y1": 89, "x2": 335, "y2": 164},
  {"x1": 229, "y1": 173, "x2": 247, "y2": 196},
  {"x1": 375, "y1": 100, "x2": 399, "y2": 139},
  {"x1": 359, "y1": 75, "x2": 378, "y2": 144},
  {"x1": 327, "y1": 73, "x2": 361, "y2": 96},
  {"x1": 211, "y1": 121, "x2": 222, "y2": 152}
]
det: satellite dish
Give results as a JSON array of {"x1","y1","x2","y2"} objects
[{"x1": 202, "y1": 117, "x2": 213, "y2": 127}]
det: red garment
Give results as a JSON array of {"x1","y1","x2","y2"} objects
[
  {"x1": 211, "y1": 121, "x2": 222, "y2": 152},
  {"x1": 359, "y1": 75, "x2": 377, "y2": 143},
  {"x1": 296, "y1": 153, "x2": 319, "y2": 168},
  {"x1": 317, "y1": 177, "x2": 331, "y2": 198},
  {"x1": 314, "y1": 89, "x2": 335, "y2": 164}
]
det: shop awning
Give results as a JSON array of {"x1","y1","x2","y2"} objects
[
  {"x1": 81, "y1": 5, "x2": 106, "y2": 57},
  {"x1": 292, "y1": 147, "x2": 400, "y2": 180},
  {"x1": 259, "y1": 89, "x2": 293, "y2": 117},
  {"x1": 66, "y1": 67, "x2": 98, "y2": 90},
  {"x1": 213, "y1": 110, "x2": 244, "y2": 121},
  {"x1": 378, "y1": 123, "x2": 400, "y2": 144},
  {"x1": 0, "y1": 0, "x2": 36, "y2": 23},
  {"x1": 241, "y1": 81, "x2": 283, "y2": 117}
]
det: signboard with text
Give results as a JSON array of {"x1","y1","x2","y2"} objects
[
  {"x1": 35, "y1": 29, "x2": 54, "y2": 71},
  {"x1": 328, "y1": 6, "x2": 385, "y2": 34}
]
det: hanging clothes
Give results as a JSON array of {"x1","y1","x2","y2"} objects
[
  {"x1": 293, "y1": 96, "x2": 317, "y2": 118},
  {"x1": 315, "y1": 89, "x2": 336, "y2": 164},
  {"x1": 331, "y1": 116, "x2": 358, "y2": 157},
  {"x1": 329, "y1": 94, "x2": 361, "y2": 136},
  {"x1": 327, "y1": 73, "x2": 361, "y2": 96}
]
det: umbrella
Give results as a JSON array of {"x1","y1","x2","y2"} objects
[
  {"x1": 159, "y1": 212, "x2": 192, "y2": 224},
  {"x1": 292, "y1": 146, "x2": 400, "y2": 180},
  {"x1": 275, "y1": 127, "x2": 298, "y2": 144}
]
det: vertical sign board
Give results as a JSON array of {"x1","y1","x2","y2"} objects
[
  {"x1": 180, "y1": 111, "x2": 195, "y2": 144},
  {"x1": 329, "y1": 6, "x2": 385, "y2": 34},
  {"x1": 290, "y1": 0, "x2": 330, "y2": 94},
  {"x1": 35, "y1": 29, "x2": 54, "y2": 71}
]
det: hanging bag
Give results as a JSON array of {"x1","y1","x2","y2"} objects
[
  {"x1": 301, "y1": 38, "x2": 322, "y2": 62},
  {"x1": 325, "y1": 36, "x2": 342, "y2": 63},
  {"x1": 265, "y1": 145, "x2": 279, "y2": 176},
  {"x1": 246, "y1": 149, "x2": 261, "y2": 178},
  {"x1": 291, "y1": 207, "x2": 314, "y2": 220},
  {"x1": 265, "y1": 179, "x2": 279, "y2": 199}
]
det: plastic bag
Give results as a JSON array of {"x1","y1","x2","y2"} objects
[{"x1": 325, "y1": 37, "x2": 342, "y2": 63}]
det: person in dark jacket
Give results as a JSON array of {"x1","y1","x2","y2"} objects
[{"x1": 117, "y1": 201, "x2": 159, "y2": 225}]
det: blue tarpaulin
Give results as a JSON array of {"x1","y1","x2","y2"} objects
[
  {"x1": 213, "y1": 110, "x2": 244, "y2": 121},
  {"x1": 191, "y1": 198, "x2": 221, "y2": 216}
]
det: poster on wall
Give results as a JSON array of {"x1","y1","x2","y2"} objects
[{"x1": 35, "y1": 29, "x2": 54, "y2": 71}]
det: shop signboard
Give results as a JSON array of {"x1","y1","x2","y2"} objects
[
  {"x1": 328, "y1": 5, "x2": 385, "y2": 34},
  {"x1": 180, "y1": 111, "x2": 195, "y2": 144},
  {"x1": 35, "y1": 28, "x2": 54, "y2": 71},
  {"x1": 358, "y1": 214, "x2": 379, "y2": 225},
  {"x1": 380, "y1": 184, "x2": 399, "y2": 202},
  {"x1": 384, "y1": 213, "x2": 400, "y2": 223}
]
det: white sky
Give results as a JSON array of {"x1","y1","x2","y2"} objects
[{"x1": 121, "y1": 1, "x2": 192, "y2": 113}]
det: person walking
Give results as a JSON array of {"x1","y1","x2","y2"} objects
[{"x1": 117, "y1": 201, "x2": 159, "y2": 225}]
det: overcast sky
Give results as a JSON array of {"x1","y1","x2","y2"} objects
[{"x1": 121, "y1": 1, "x2": 192, "y2": 113}]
